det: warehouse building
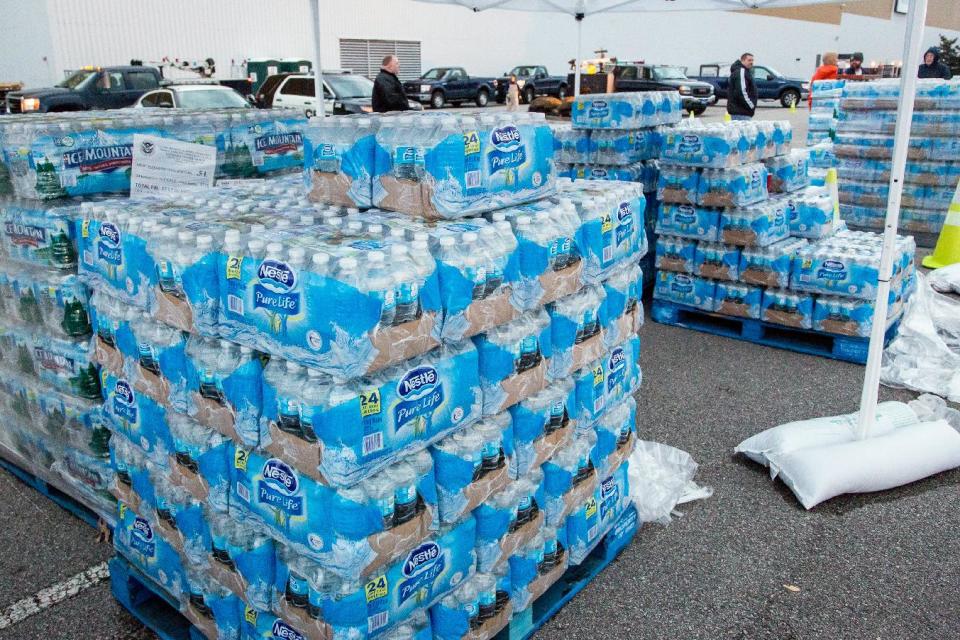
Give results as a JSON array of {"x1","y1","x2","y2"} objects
[{"x1": 2, "y1": 0, "x2": 959, "y2": 89}]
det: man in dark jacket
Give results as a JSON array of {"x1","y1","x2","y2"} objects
[
  {"x1": 918, "y1": 47, "x2": 953, "y2": 80},
  {"x1": 372, "y1": 55, "x2": 410, "y2": 113},
  {"x1": 727, "y1": 53, "x2": 758, "y2": 120}
]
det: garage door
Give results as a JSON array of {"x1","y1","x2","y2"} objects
[{"x1": 339, "y1": 39, "x2": 422, "y2": 81}]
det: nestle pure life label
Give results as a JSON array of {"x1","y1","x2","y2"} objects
[
  {"x1": 264, "y1": 345, "x2": 480, "y2": 486},
  {"x1": 320, "y1": 518, "x2": 476, "y2": 637},
  {"x1": 565, "y1": 461, "x2": 630, "y2": 565},
  {"x1": 219, "y1": 247, "x2": 442, "y2": 378},
  {"x1": 115, "y1": 502, "x2": 188, "y2": 599},
  {"x1": 232, "y1": 447, "x2": 439, "y2": 576}
]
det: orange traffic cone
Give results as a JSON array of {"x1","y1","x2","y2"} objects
[{"x1": 922, "y1": 179, "x2": 960, "y2": 269}]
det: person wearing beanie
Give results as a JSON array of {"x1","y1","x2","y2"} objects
[{"x1": 844, "y1": 52, "x2": 865, "y2": 76}]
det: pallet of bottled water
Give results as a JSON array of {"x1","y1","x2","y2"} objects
[
  {"x1": 832, "y1": 79, "x2": 960, "y2": 236},
  {"x1": 303, "y1": 112, "x2": 555, "y2": 219},
  {"x1": 80, "y1": 169, "x2": 647, "y2": 639},
  {"x1": 653, "y1": 222, "x2": 916, "y2": 353},
  {"x1": 0, "y1": 195, "x2": 114, "y2": 521},
  {"x1": 0, "y1": 108, "x2": 307, "y2": 200}
]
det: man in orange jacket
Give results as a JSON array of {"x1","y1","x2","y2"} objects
[{"x1": 808, "y1": 52, "x2": 839, "y2": 108}]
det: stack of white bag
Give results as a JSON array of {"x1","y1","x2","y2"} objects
[
  {"x1": 881, "y1": 264, "x2": 960, "y2": 402},
  {"x1": 736, "y1": 398, "x2": 960, "y2": 509}
]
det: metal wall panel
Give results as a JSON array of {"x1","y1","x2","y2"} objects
[{"x1": 339, "y1": 38, "x2": 421, "y2": 80}]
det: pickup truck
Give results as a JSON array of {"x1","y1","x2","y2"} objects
[
  {"x1": 6, "y1": 65, "x2": 163, "y2": 113},
  {"x1": 404, "y1": 67, "x2": 498, "y2": 109},
  {"x1": 609, "y1": 63, "x2": 714, "y2": 115},
  {"x1": 496, "y1": 66, "x2": 569, "y2": 104},
  {"x1": 694, "y1": 63, "x2": 809, "y2": 108}
]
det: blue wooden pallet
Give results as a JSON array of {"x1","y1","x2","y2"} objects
[
  {"x1": 497, "y1": 505, "x2": 640, "y2": 640},
  {"x1": 110, "y1": 554, "x2": 206, "y2": 640},
  {"x1": 651, "y1": 300, "x2": 900, "y2": 364},
  {"x1": 0, "y1": 453, "x2": 104, "y2": 530}
]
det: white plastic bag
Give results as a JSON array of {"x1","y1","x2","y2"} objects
[
  {"x1": 768, "y1": 419, "x2": 960, "y2": 509},
  {"x1": 628, "y1": 440, "x2": 713, "y2": 524},
  {"x1": 882, "y1": 271, "x2": 960, "y2": 402}
]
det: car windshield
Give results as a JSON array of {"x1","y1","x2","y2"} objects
[
  {"x1": 177, "y1": 88, "x2": 250, "y2": 109},
  {"x1": 510, "y1": 67, "x2": 536, "y2": 77},
  {"x1": 326, "y1": 75, "x2": 373, "y2": 99},
  {"x1": 763, "y1": 66, "x2": 782, "y2": 78},
  {"x1": 57, "y1": 70, "x2": 97, "y2": 89},
  {"x1": 653, "y1": 67, "x2": 688, "y2": 81},
  {"x1": 421, "y1": 68, "x2": 451, "y2": 80}
]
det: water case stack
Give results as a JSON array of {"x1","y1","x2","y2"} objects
[
  {"x1": 0, "y1": 107, "x2": 305, "y2": 525},
  {"x1": 72, "y1": 106, "x2": 653, "y2": 640},
  {"x1": 834, "y1": 78, "x2": 960, "y2": 236},
  {"x1": 651, "y1": 118, "x2": 917, "y2": 345},
  {"x1": 553, "y1": 91, "x2": 683, "y2": 291}
]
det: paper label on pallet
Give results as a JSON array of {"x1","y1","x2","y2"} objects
[{"x1": 130, "y1": 134, "x2": 216, "y2": 197}]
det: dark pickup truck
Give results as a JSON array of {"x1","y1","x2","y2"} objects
[
  {"x1": 404, "y1": 67, "x2": 498, "y2": 109},
  {"x1": 610, "y1": 63, "x2": 714, "y2": 115},
  {"x1": 6, "y1": 65, "x2": 163, "y2": 113},
  {"x1": 496, "y1": 65, "x2": 569, "y2": 103},
  {"x1": 694, "y1": 63, "x2": 809, "y2": 108}
]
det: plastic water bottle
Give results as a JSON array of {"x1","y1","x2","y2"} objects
[
  {"x1": 541, "y1": 526, "x2": 560, "y2": 573},
  {"x1": 479, "y1": 226, "x2": 504, "y2": 297},
  {"x1": 363, "y1": 469, "x2": 396, "y2": 530},
  {"x1": 460, "y1": 232, "x2": 487, "y2": 301},
  {"x1": 390, "y1": 244, "x2": 420, "y2": 325},
  {"x1": 389, "y1": 461, "x2": 418, "y2": 527},
  {"x1": 475, "y1": 574, "x2": 497, "y2": 622},
  {"x1": 477, "y1": 419, "x2": 504, "y2": 474},
  {"x1": 452, "y1": 428, "x2": 484, "y2": 482},
  {"x1": 298, "y1": 366, "x2": 326, "y2": 443},
  {"x1": 272, "y1": 360, "x2": 305, "y2": 437},
  {"x1": 364, "y1": 251, "x2": 397, "y2": 327}
]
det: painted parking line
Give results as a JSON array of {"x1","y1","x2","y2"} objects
[{"x1": 0, "y1": 561, "x2": 109, "y2": 629}]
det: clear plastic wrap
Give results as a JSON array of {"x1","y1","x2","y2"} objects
[
  {"x1": 881, "y1": 270, "x2": 960, "y2": 402},
  {"x1": 627, "y1": 440, "x2": 712, "y2": 525}
]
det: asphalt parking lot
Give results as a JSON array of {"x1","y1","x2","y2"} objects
[{"x1": 5, "y1": 103, "x2": 958, "y2": 640}]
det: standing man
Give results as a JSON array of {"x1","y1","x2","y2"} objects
[
  {"x1": 372, "y1": 55, "x2": 410, "y2": 113},
  {"x1": 918, "y1": 47, "x2": 953, "y2": 80},
  {"x1": 843, "y1": 52, "x2": 865, "y2": 76},
  {"x1": 727, "y1": 53, "x2": 757, "y2": 120}
]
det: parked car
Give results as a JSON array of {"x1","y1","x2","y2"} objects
[
  {"x1": 133, "y1": 82, "x2": 252, "y2": 109},
  {"x1": 404, "y1": 67, "x2": 498, "y2": 109},
  {"x1": 255, "y1": 71, "x2": 420, "y2": 116},
  {"x1": 610, "y1": 63, "x2": 714, "y2": 115},
  {"x1": 496, "y1": 65, "x2": 568, "y2": 103},
  {"x1": 694, "y1": 63, "x2": 809, "y2": 108},
  {"x1": 6, "y1": 65, "x2": 162, "y2": 113}
]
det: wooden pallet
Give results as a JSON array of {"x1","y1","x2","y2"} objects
[
  {"x1": 0, "y1": 449, "x2": 112, "y2": 530},
  {"x1": 651, "y1": 300, "x2": 900, "y2": 364},
  {"x1": 110, "y1": 554, "x2": 205, "y2": 640},
  {"x1": 497, "y1": 505, "x2": 640, "y2": 640}
]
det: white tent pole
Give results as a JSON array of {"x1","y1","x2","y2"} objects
[
  {"x1": 309, "y1": 0, "x2": 326, "y2": 118},
  {"x1": 574, "y1": 12, "x2": 584, "y2": 97},
  {"x1": 855, "y1": 0, "x2": 928, "y2": 440}
]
